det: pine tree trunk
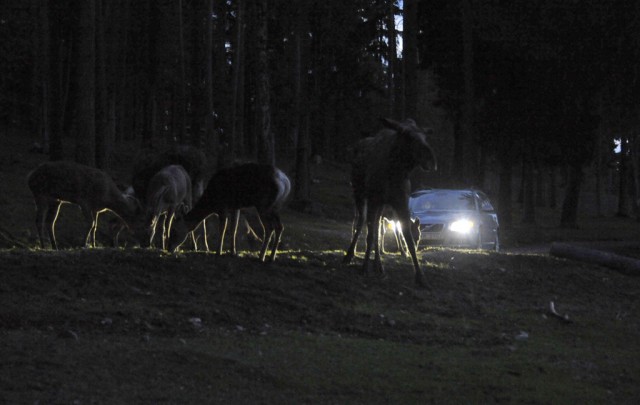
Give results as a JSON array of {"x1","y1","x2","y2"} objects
[
  {"x1": 386, "y1": 1, "x2": 397, "y2": 118},
  {"x1": 231, "y1": 0, "x2": 245, "y2": 160},
  {"x1": 254, "y1": 0, "x2": 274, "y2": 165},
  {"x1": 95, "y1": 0, "x2": 109, "y2": 169},
  {"x1": 402, "y1": 0, "x2": 418, "y2": 119},
  {"x1": 293, "y1": 0, "x2": 311, "y2": 206},
  {"x1": 75, "y1": 0, "x2": 96, "y2": 166},
  {"x1": 560, "y1": 163, "x2": 584, "y2": 228},
  {"x1": 177, "y1": 0, "x2": 188, "y2": 144}
]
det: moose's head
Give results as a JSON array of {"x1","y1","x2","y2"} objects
[{"x1": 381, "y1": 118, "x2": 437, "y2": 173}]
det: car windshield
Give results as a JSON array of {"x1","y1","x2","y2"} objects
[{"x1": 411, "y1": 190, "x2": 476, "y2": 212}]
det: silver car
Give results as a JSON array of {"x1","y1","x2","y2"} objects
[{"x1": 409, "y1": 189, "x2": 500, "y2": 251}]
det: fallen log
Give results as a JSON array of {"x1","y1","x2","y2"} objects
[{"x1": 549, "y1": 242, "x2": 640, "y2": 276}]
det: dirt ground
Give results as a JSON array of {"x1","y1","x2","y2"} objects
[{"x1": 2, "y1": 129, "x2": 640, "y2": 403}]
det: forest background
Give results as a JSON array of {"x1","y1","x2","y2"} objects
[{"x1": 2, "y1": 0, "x2": 640, "y2": 229}]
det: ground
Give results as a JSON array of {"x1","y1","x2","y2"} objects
[{"x1": 1, "y1": 129, "x2": 640, "y2": 403}]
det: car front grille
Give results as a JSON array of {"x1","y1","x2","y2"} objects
[{"x1": 420, "y1": 223, "x2": 444, "y2": 233}]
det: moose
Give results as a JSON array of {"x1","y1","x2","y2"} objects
[
  {"x1": 141, "y1": 164, "x2": 193, "y2": 250},
  {"x1": 343, "y1": 118, "x2": 437, "y2": 287},
  {"x1": 27, "y1": 161, "x2": 141, "y2": 249},
  {"x1": 380, "y1": 207, "x2": 421, "y2": 256},
  {"x1": 168, "y1": 162, "x2": 291, "y2": 262}
]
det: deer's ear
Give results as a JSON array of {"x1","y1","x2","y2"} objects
[{"x1": 380, "y1": 117, "x2": 402, "y2": 131}]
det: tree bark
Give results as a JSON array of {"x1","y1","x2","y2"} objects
[
  {"x1": 254, "y1": 0, "x2": 274, "y2": 165},
  {"x1": 177, "y1": 0, "x2": 188, "y2": 144},
  {"x1": 231, "y1": 0, "x2": 245, "y2": 160},
  {"x1": 75, "y1": 0, "x2": 96, "y2": 166},
  {"x1": 560, "y1": 162, "x2": 584, "y2": 227},
  {"x1": 550, "y1": 242, "x2": 640, "y2": 276},
  {"x1": 402, "y1": 0, "x2": 418, "y2": 119},
  {"x1": 95, "y1": 0, "x2": 109, "y2": 169},
  {"x1": 386, "y1": 1, "x2": 398, "y2": 118},
  {"x1": 293, "y1": 0, "x2": 311, "y2": 206}
]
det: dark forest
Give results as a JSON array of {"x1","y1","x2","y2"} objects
[{"x1": 3, "y1": 0, "x2": 639, "y2": 227}]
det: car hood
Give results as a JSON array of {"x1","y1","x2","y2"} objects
[{"x1": 412, "y1": 211, "x2": 477, "y2": 224}]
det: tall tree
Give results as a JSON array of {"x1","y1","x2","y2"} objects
[
  {"x1": 254, "y1": 0, "x2": 274, "y2": 165},
  {"x1": 293, "y1": 0, "x2": 311, "y2": 207},
  {"x1": 75, "y1": 0, "x2": 96, "y2": 166},
  {"x1": 402, "y1": 0, "x2": 418, "y2": 119}
]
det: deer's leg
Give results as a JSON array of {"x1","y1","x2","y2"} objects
[
  {"x1": 217, "y1": 212, "x2": 228, "y2": 255},
  {"x1": 258, "y1": 213, "x2": 275, "y2": 262},
  {"x1": 34, "y1": 199, "x2": 49, "y2": 249},
  {"x1": 42, "y1": 200, "x2": 61, "y2": 250},
  {"x1": 395, "y1": 227, "x2": 407, "y2": 257},
  {"x1": 263, "y1": 212, "x2": 283, "y2": 262},
  {"x1": 230, "y1": 209, "x2": 241, "y2": 256},
  {"x1": 202, "y1": 219, "x2": 209, "y2": 252},
  {"x1": 164, "y1": 208, "x2": 177, "y2": 251},
  {"x1": 149, "y1": 215, "x2": 159, "y2": 249},
  {"x1": 80, "y1": 205, "x2": 97, "y2": 248},
  {"x1": 344, "y1": 197, "x2": 366, "y2": 264},
  {"x1": 270, "y1": 214, "x2": 284, "y2": 262}
]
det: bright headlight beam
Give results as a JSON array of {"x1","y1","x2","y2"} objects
[{"x1": 449, "y1": 219, "x2": 474, "y2": 234}]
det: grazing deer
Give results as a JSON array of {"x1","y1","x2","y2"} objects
[
  {"x1": 27, "y1": 161, "x2": 141, "y2": 249},
  {"x1": 343, "y1": 118, "x2": 437, "y2": 287},
  {"x1": 142, "y1": 164, "x2": 192, "y2": 250},
  {"x1": 168, "y1": 163, "x2": 291, "y2": 262}
]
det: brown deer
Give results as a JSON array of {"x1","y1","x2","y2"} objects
[
  {"x1": 141, "y1": 164, "x2": 193, "y2": 250},
  {"x1": 343, "y1": 118, "x2": 437, "y2": 287},
  {"x1": 168, "y1": 163, "x2": 291, "y2": 262},
  {"x1": 27, "y1": 161, "x2": 141, "y2": 249}
]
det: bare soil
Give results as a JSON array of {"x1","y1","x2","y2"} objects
[{"x1": 2, "y1": 129, "x2": 640, "y2": 403}]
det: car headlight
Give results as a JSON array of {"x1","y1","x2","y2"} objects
[
  {"x1": 449, "y1": 219, "x2": 474, "y2": 234},
  {"x1": 386, "y1": 220, "x2": 401, "y2": 233}
]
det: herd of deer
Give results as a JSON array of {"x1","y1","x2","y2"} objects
[{"x1": 26, "y1": 118, "x2": 436, "y2": 286}]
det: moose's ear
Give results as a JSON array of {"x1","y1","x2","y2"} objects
[{"x1": 380, "y1": 117, "x2": 402, "y2": 131}]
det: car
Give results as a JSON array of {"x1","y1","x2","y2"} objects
[{"x1": 408, "y1": 188, "x2": 500, "y2": 251}]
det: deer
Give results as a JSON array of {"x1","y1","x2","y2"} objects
[
  {"x1": 27, "y1": 161, "x2": 141, "y2": 249},
  {"x1": 140, "y1": 164, "x2": 193, "y2": 250},
  {"x1": 343, "y1": 118, "x2": 437, "y2": 287},
  {"x1": 168, "y1": 163, "x2": 291, "y2": 262}
]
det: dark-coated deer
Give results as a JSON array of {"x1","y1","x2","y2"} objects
[
  {"x1": 142, "y1": 164, "x2": 192, "y2": 250},
  {"x1": 27, "y1": 161, "x2": 141, "y2": 249},
  {"x1": 343, "y1": 118, "x2": 437, "y2": 287},
  {"x1": 168, "y1": 163, "x2": 291, "y2": 262}
]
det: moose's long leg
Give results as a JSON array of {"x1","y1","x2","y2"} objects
[{"x1": 344, "y1": 196, "x2": 366, "y2": 264}]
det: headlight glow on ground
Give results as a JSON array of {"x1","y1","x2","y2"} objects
[{"x1": 449, "y1": 219, "x2": 474, "y2": 234}]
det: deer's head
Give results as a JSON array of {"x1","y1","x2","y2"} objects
[{"x1": 381, "y1": 118, "x2": 438, "y2": 172}]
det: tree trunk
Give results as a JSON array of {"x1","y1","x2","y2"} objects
[
  {"x1": 547, "y1": 167, "x2": 557, "y2": 208},
  {"x1": 386, "y1": 1, "x2": 397, "y2": 118},
  {"x1": 550, "y1": 242, "x2": 640, "y2": 276},
  {"x1": 39, "y1": 0, "x2": 50, "y2": 155},
  {"x1": 402, "y1": 0, "x2": 418, "y2": 119},
  {"x1": 75, "y1": 0, "x2": 96, "y2": 166},
  {"x1": 95, "y1": 0, "x2": 109, "y2": 169},
  {"x1": 498, "y1": 155, "x2": 513, "y2": 229},
  {"x1": 254, "y1": 0, "x2": 274, "y2": 165},
  {"x1": 231, "y1": 0, "x2": 245, "y2": 160},
  {"x1": 560, "y1": 163, "x2": 584, "y2": 227},
  {"x1": 293, "y1": 0, "x2": 311, "y2": 206},
  {"x1": 522, "y1": 159, "x2": 536, "y2": 224},
  {"x1": 177, "y1": 0, "x2": 188, "y2": 144},
  {"x1": 617, "y1": 138, "x2": 630, "y2": 217},
  {"x1": 461, "y1": 0, "x2": 477, "y2": 185},
  {"x1": 205, "y1": 0, "x2": 216, "y2": 153}
]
